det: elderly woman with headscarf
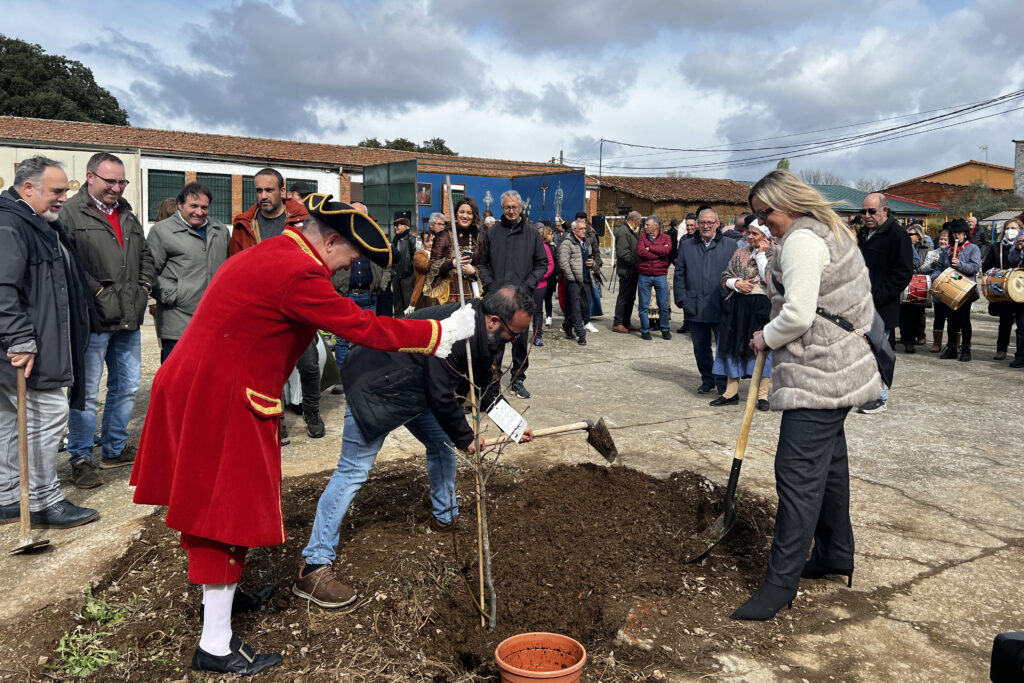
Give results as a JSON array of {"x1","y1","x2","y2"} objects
[
  {"x1": 736, "y1": 169, "x2": 881, "y2": 621},
  {"x1": 709, "y1": 220, "x2": 774, "y2": 410},
  {"x1": 982, "y1": 218, "x2": 1024, "y2": 360}
]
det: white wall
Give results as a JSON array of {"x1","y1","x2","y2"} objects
[{"x1": 139, "y1": 156, "x2": 341, "y2": 232}]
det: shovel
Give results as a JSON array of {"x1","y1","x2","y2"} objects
[
  {"x1": 483, "y1": 417, "x2": 618, "y2": 463},
  {"x1": 683, "y1": 350, "x2": 766, "y2": 563},
  {"x1": 11, "y1": 372, "x2": 50, "y2": 554}
]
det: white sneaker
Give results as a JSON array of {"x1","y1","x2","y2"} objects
[
  {"x1": 585, "y1": 323, "x2": 598, "y2": 333},
  {"x1": 545, "y1": 316, "x2": 552, "y2": 327}
]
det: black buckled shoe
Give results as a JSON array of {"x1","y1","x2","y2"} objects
[
  {"x1": 30, "y1": 499, "x2": 99, "y2": 529},
  {"x1": 192, "y1": 635, "x2": 282, "y2": 676}
]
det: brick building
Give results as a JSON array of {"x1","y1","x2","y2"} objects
[
  {"x1": 0, "y1": 116, "x2": 583, "y2": 233},
  {"x1": 591, "y1": 175, "x2": 751, "y2": 225},
  {"x1": 885, "y1": 160, "x2": 1016, "y2": 206}
]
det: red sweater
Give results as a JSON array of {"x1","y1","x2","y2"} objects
[{"x1": 637, "y1": 232, "x2": 672, "y2": 276}]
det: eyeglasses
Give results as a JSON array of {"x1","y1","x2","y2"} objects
[
  {"x1": 502, "y1": 205, "x2": 522, "y2": 212},
  {"x1": 751, "y1": 207, "x2": 774, "y2": 222},
  {"x1": 859, "y1": 208, "x2": 880, "y2": 216},
  {"x1": 497, "y1": 317, "x2": 522, "y2": 341},
  {"x1": 697, "y1": 220, "x2": 718, "y2": 227},
  {"x1": 91, "y1": 172, "x2": 129, "y2": 188}
]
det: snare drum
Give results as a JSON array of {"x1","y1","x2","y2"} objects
[
  {"x1": 900, "y1": 273, "x2": 931, "y2": 305},
  {"x1": 980, "y1": 268, "x2": 1024, "y2": 304},
  {"x1": 931, "y1": 268, "x2": 977, "y2": 310}
]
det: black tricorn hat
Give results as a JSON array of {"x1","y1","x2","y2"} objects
[{"x1": 303, "y1": 194, "x2": 392, "y2": 269}]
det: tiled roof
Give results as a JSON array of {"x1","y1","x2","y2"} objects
[
  {"x1": 889, "y1": 159, "x2": 1015, "y2": 188},
  {"x1": 0, "y1": 116, "x2": 572, "y2": 178},
  {"x1": 595, "y1": 175, "x2": 751, "y2": 203}
]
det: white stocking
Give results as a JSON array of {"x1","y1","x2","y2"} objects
[{"x1": 199, "y1": 583, "x2": 236, "y2": 655}]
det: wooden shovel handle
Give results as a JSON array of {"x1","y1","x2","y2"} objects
[
  {"x1": 733, "y1": 350, "x2": 767, "y2": 463},
  {"x1": 483, "y1": 421, "x2": 591, "y2": 447},
  {"x1": 17, "y1": 372, "x2": 30, "y2": 540}
]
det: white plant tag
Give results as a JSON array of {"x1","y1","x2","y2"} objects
[{"x1": 487, "y1": 398, "x2": 527, "y2": 443}]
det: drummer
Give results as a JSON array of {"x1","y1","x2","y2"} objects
[
  {"x1": 982, "y1": 218, "x2": 1023, "y2": 361},
  {"x1": 1010, "y1": 230, "x2": 1024, "y2": 369},
  {"x1": 898, "y1": 225, "x2": 932, "y2": 353},
  {"x1": 935, "y1": 218, "x2": 981, "y2": 362}
]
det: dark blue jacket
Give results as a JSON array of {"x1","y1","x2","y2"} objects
[
  {"x1": 0, "y1": 189, "x2": 92, "y2": 407},
  {"x1": 341, "y1": 301, "x2": 493, "y2": 448},
  {"x1": 673, "y1": 231, "x2": 737, "y2": 323}
]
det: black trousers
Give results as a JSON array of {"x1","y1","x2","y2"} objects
[
  {"x1": 946, "y1": 301, "x2": 974, "y2": 347},
  {"x1": 766, "y1": 407, "x2": 854, "y2": 591},
  {"x1": 898, "y1": 303, "x2": 925, "y2": 346},
  {"x1": 492, "y1": 322, "x2": 529, "y2": 383},
  {"x1": 563, "y1": 280, "x2": 588, "y2": 339},
  {"x1": 932, "y1": 301, "x2": 950, "y2": 333},
  {"x1": 296, "y1": 337, "x2": 320, "y2": 413},
  {"x1": 160, "y1": 338, "x2": 177, "y2": 364},
  {"x1": 392, "y1": 274, "x2": 415, "y2": 315},
  {"x1": 613, "y1": 272, "x2": 639, "y2": 327}
]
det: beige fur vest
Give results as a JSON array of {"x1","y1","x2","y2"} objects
[{"x1": 768, "y1": 217, "x2": 881, "y2": 410}]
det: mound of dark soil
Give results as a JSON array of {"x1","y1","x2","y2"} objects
[{"x1": 1, "y1": 461, "x2": 861, "y2": 681}]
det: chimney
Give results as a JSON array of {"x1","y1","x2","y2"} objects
[{"x1": 1016, "y1": 139, "x2": 1024, "y2": 197}]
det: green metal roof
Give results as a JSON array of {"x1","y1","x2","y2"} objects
[{"x1": 736, "y1": 181, "x2": 942, "y2": 215}]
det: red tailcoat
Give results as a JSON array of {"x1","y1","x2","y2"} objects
[{"x1": 130, "y1": 229, "x2": 441, "y2": 548}]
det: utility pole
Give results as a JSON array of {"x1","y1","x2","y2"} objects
[
  {"x1": 559, "y1": 150, "x2": 564, "y2": 165},
  {"x1": 979, "y1": 145, "x2": 990, "y2": 186}
]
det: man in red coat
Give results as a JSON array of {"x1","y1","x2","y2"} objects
[{"x1": 130, "y1": 194, "x2": 475, "y2": 676}]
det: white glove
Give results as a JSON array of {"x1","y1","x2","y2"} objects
[
  {"x1": 404, "y1": 305, "x2": 415, "y2": 315},
  {"x1": 434, "y1": 306, "x2": 476, "y2": 358}
]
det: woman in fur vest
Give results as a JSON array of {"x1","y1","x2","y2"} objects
[{"x1": 740, "y1": 170, "x2": 882, "y2": 621}]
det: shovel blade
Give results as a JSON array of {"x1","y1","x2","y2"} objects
[
  {"x1": 10, "y1": 537, "x2": 49, "y2": 555},
  {"x1": 586, "y1": 417, "x2": 618, "y2": 463}
]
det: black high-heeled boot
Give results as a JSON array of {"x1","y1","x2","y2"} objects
[
  {"x1": 801, "y1": 560, "x2": 854, "y2": 587},
  {"x1": 731, "y1": 582, "x2": 797, "y2": 621}
]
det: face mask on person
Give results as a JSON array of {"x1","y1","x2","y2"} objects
[{"x1": 1005, "y1": 228, "x2": 1020, "y2": 243}]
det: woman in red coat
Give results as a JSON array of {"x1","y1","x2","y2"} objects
[
  {"x1": 130, "y1": 195, "x2": 475, "y2": 676},
  {"x1": 636, "y1": 215, "x2": 673, "y2": 340}
]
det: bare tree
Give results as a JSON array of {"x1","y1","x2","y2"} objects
[
  {"x1": 798, "y1": 168, "x2": 848, "y2": 186},
  {"x1": 854, "y1": 176, "x2": 890, "y2": 193}
]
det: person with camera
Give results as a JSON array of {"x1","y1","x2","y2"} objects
[{"x1": 426, "y1": 197, "x2": 484, "y2": 305}]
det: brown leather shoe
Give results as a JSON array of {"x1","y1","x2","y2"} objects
[
  {"x1": 292, "y1": 564, "x2": 357, "y2": 608},
  {"x1": 626, "y1": 324, "x2": 641, "y2": 331},
  {"x1": 612, "y1": 325, "x2": 630, "y2": 333},
  {"x1": 427, "y1": 515, "x2": 467, "y2": 533}
]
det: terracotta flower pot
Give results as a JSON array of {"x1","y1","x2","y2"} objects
[{"x1": 494, "y1": 632, "x2": 587, "y2": 683}]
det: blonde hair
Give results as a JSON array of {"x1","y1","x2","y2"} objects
[
  {"x1": 538, "y1": 226, "x2": 553, "y2": 243},
  {"x1": 748, "y1": 169, "x2": 852, "y2": 245},
  {"x1": 1003, "y1": 218, "x2": 1023, "y2": 231}
]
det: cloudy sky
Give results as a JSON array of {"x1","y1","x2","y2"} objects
[{"x1": 6, "y1": 0, "x2": 1024, "y2": 185}]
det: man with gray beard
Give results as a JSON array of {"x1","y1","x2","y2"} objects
[{"x1": 0, "y1": 156, "x2": 98, "y2": 529}]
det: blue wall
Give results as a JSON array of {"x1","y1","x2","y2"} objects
[{"x1": 415, "y1": 171, "x2": 585, "y2": 229}]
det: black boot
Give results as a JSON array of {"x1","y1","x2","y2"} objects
[
  {"x1": 801, "y1": 560, "x2": 854, "y2": 587},
  {"x1": 939, "y1": 344, "x2": 958, "y2": 359},
  {"x1": 731, "y1": 582, "x2": 796, "y2": 621},
  {"x1": 192, "y1": 635, "x2": 282, "y2": 676},
  {"x1": 958, "y1": 345, "x2": 971, "y2": 362}
]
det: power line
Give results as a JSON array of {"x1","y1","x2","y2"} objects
[{"x1": 582, "y1": 92, "x2": 1024, "y2": 175}]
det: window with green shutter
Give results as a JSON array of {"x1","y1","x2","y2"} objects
[
  {"x1": 147, "y1": 170, "x2": 185, "y2": 221},
  {"x1": 196, "y1": 173, "x2": 232, "y2": 224},
  {"x1": 242, "y1": 175, "x2": 256, "y2": 212}
]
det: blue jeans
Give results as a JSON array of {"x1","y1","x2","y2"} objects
[
  {"x1": 333, "y1": 291, "x2": 376, "y2": 373},
  {"x1": 689, "y1": 321, "x2": 725, "y2": 393},
  {"x1": 67, "y1": 330, "x2": 142, "y2": 463},
  {"x1": 637, "y1": 274, "x2": 670, "y2": 334},
  {"x1": 302, "y1": 405, "x2": 458, "y2": 566}
]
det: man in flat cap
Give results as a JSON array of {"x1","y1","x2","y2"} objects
[
  {"x1": 129, "y1": 195, "x2": 476, "y2": 676},
  {"x1": 391, "y1": 216, "x2": 417, "y2": 316}
]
